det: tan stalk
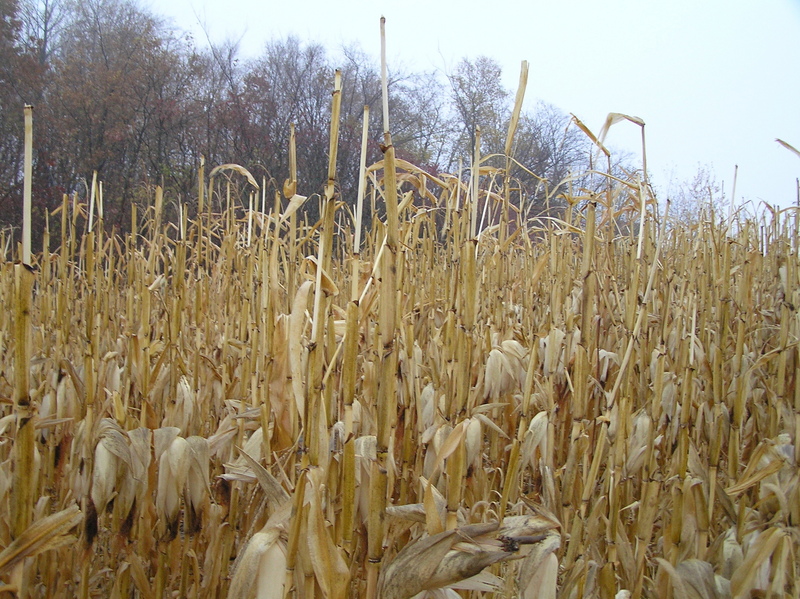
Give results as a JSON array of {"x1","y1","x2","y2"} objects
[
  {"x1": 341, "y1": 105, "x2": 371, "y2": 552},
  {"x1": 502, "y1": 61, "x2": 529, "y2": 243},
  {"x1": 11, "y1": 263, "x2": 35, "y2": 595},
  {"x1": 580, "y1": 201, "x2": 597, "y2": 346},
  {"x1": 306, "y1": 69, "x2": 342, "y2": 466},
  {"x1": 470, "y1": 126, "x2": 481, "y2": 240},
  {"x1": 367, "y1": 17, "x2": 400, "y2": 599},
  {"x1": 11, "y1": 106, "x2": 35, "y2": 567}
]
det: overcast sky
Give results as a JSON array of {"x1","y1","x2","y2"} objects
[{"x1": 149, "y1": 0, "x2": 800, "y2": 210}]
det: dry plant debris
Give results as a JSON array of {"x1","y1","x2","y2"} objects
[{"x1": 1, "y1": 52, "x2": 798, "y2": 599}]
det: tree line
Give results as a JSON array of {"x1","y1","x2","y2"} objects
[{"x1": 1, "y1": 0, "x2": 597, "y2": 247}]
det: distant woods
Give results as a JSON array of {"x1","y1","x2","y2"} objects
[{"x1": 1, "y1": 0, "x2": 597, "y2": 246}]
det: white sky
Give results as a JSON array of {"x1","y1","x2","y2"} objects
[{"x1": 150, "y1": 0, "x2": 800, "y2": 210}]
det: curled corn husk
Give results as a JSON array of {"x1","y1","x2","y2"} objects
[
  {"x1": 541, "y1": 328, "x2": 566, "y2": 377},
  {"x1": 229, "y1": 526, "x2": 286, "y2": 599},
  {"x1": 377, "y1": 523, "x2": 501, "y2": 599},
  {"x1": 156, "y1": 433, "x2": 189, "y2": 540},
  {"x1": 91, "y1": 419, "x2": 131, "y2": 516},
  {"x1": 518, "y1": 531, "x2": 561, "y2": 599},
  {"x1": 91, "y1": 438, "x2": 118, "y2": 516},
  {"x1": 522, "y1": 411, "x2": 548, "y2": 470},
  {"x1": 162, "y1": 375, "x2": 195, "y2": 435},
  {"x1": 305, "y1": 467, "x2": 350, "y2": 599},
  {"x1": 114, "y1": 427, "x2": 151, "y2": 532},
  {"x1": 464, "y1": 418, "x2": 482, "y2": 470},
  {"x1": 656, "y1": 558, "x2": 724, "y2": 599},
  {"x1": 520, "y1": 552, "x2": 558, "y2": 599},
  {"x1": 418, "y1": 383, "x2": 436, "y2": 435},
  {"x1": 378, "y1": 515, "x2": 559, "y2": 599},
  {"x1": 484, "y1": 348, "x2": 516, "y2": 399},
  {"x1": 185, "y1": 436, "x2": 210, "y2": 534},
  {"x1": 289, "y1": 281, "x2": 313, "y2": 423}
]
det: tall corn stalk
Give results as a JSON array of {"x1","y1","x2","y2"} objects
[
  {"x1": 365, "y1": 18, "x2": 400, "y2": 599},
  {"x1": 10, "y1": 105, "x2": 36, "y2": 598}
]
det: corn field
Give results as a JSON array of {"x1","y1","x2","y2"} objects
[{"x1": 1, "y1": 48, "x2": 799, "y2": 599}]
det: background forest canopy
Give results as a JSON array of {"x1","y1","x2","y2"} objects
[{"x1": 2, "y1": 0, "x2": 667, "y2": 248}]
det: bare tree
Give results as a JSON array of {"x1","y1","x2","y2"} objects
[
  {"x1": 19, "y1": 0, "x2": 66, "y2": 66},
  {"x1": 668, "y1": 165, "x2": 727, "y2": 227},
  {"x1": 41, "y1": 0, "x2": 192, "y2": 228},
  {"x1": 0, "y1": 1, "x2": 604, "y2": 240},
  {"x1": 0, "y1": 0, "x2": 43, "y2": 240},
  {"x1": 446, "y1": 55, "x2": 510, "y2": 163}
]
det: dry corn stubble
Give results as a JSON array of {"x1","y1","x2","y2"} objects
[{"x1": 1, "y1": 37, "x2": 799, "y2": 599}]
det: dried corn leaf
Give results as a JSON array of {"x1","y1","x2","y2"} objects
[
  {"x1": 0, "y1": 505, "x2": 82, "y2": 575},
  {"x1": 303, "y1": 255, "x2": 339, "y2": 296},
  {"x1": 306, "y1": 468, "x2": 350, "y2": 599},
  {"x1": 386, "y1": 503, "x2": 428, "y2": 524},
  {"x1": 776, "y1": 138, "x2": 800, "y2": 159},
  {"x1": 676, "y1": 559, "x2": 719, "y2": 599},
  {"x1": 423, "y1": 477, "x2": 446, "y2": 535},
  {"x1": 450, "y1": 571, "x2": 503, "y2": 592},
  {"x1": 208, "y1": 163, "x2": 260, "y2": 190},
  {"x1": 726, "y1": 455, "x2": 785, "y2": 495},
  {"x1": 430, "y1": 420, "x2": 468, "y2": 477},
  {"x1": 236, "y1": 447, "x2": 289, "y2": 508},
  {"x1": 279, "y1": 194, "x2": 308, "y2": 224},
  {"x1": 730, "y1": 527, "x2": 783, "y2": 598},
  {"x1": 128, "y1": 552, "x2": 154, "y2": 599}
]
